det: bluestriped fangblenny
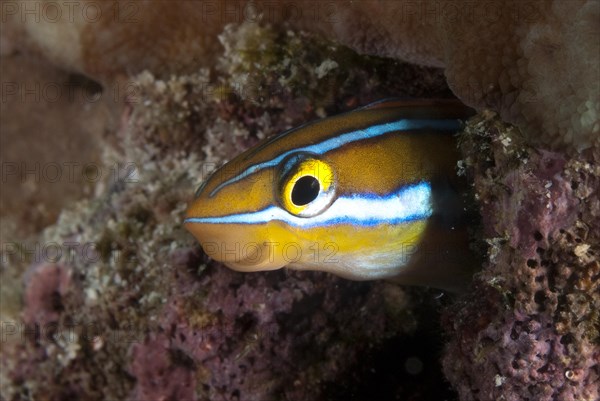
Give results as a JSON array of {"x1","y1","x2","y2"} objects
[{"x1": 185, "y1": 99, "x2": 476, "y2": 290}]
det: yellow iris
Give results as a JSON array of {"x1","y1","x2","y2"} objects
[{"x1": 279, "y1": 156, "x2": 336, "y2": 217}]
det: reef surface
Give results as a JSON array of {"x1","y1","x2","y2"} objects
[
  {"x1": 5, "y1": 0, "x2": 598, "y2": 150},
  {"x1": 1, "y1": 3, "x2": 598, "y2": 400},
  {"x1": 444, "y1": 112, "x2": 599, "y2": 401}
]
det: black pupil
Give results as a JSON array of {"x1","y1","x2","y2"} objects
[{"x1": 291, "y1": 176, "x2": 320, "y2": 206}]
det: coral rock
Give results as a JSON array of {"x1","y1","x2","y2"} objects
[
  {"x1": 442, "y1": 112, "x2": 600, "y2": 401},
  {"x1": 6, "y1": 0, "x2": 598, "y2": 150}
]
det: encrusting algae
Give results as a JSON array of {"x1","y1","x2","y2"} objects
[{"x1": 443, "y1": 111, "x2": 599, "y2": 401}]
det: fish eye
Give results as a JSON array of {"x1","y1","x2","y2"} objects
[
  {"x1": 291, "y1": 175, "x2": 320, "y2": 206},
  {"x1": 278, "y1": 153, "x2": 336, "y2": 217}
]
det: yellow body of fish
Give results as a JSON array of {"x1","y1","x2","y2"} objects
[{"x1": 185, "y1": 99, "x2": 476, "y2": 291}]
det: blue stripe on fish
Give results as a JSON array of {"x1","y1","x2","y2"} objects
[
  {"x1": 209, "y1": 119, "x2": 460, "y2": 197},
  {"x1": 189, "y1": 182, "x2": 432, "y2": 228}
]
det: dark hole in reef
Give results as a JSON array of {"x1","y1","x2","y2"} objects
[
  {"x1": 527, "y1": 259, "x2": 538, "y2": 268},
  {"x1": 237, "y1": 313, "x2": 258, "y2": 334},
  {"x1": 534, "y1": 231, "x2": 544, "y2": 241},
  {"x1": 292, "y1": 176, "x2": 320, "y2": 206},
  {"x1": 320, "y1": 316, "x2": 458, "y2": 401},
  {"x1": 126, "y1": 205, "x2": 154, "y2": 224},
  {"x1": 560, "y1": 333, "x2": 574, "y2": 345},
  {"x1": 49, "y1": 291, "x2": 64, "y2": 312},
  {"x1": 479, "y1": 336, "x2": 495, "y2": 348},
  {"x1": 537, "y1": 364, "x2": 549, "y2": 374},
  {"x1": 169, "y1": 348, "x2": 196, "y2": 370},
  {"x1": 548, "y1": 270, "x2": 557, "y2": 292},
  {"x1": 534, "y1": 291, "x2": 547, "y2": 307},
  {"x1": 510, "y1": 328, "x2": 519, "y2": 340},
  {"x1": 66, "y1": 72, "x2": 104, "y2": 95},
  {"x1": 571, "y1": 180, "x2": 579, "y2": 190}
]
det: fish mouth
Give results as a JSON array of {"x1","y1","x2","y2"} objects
[
  {"x1": 184, "y1": 220, "x2": 288, "y2": 272},
  {"x1": 219, "y1": 245, "x2": 288, "y2": 272}
]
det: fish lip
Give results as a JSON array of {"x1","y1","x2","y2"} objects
[
  {"x1": 182, "y1": 220, "x2": 285, "y2": 270},
  {"x1": 224, "y1": 259, "x2": 285, "y2": 272}
]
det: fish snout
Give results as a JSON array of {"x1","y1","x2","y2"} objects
[{"x1": 184, "y1": 221, "x2": 288, "y2": 272}]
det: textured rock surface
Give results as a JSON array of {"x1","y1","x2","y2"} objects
[
  {"x1": 443, "y1": 112, "x2": 599, "y2": 401},
  {"x1": 5, "y1": 0, "x2": 598, "y2": 150}
]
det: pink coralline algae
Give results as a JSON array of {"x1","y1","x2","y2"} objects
[
  {"x1": 129, "y1": 334, "x2": 196, "y2": 401},
  {"x1": 22, "y1": 263, "x2": 72, "y2": 329},
  {"x1": 127, "y1": 247, "x2": 445, "y2": 401},
  {"x1": 442, "y1": 111, "x2": 600, "y2": 401}
]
